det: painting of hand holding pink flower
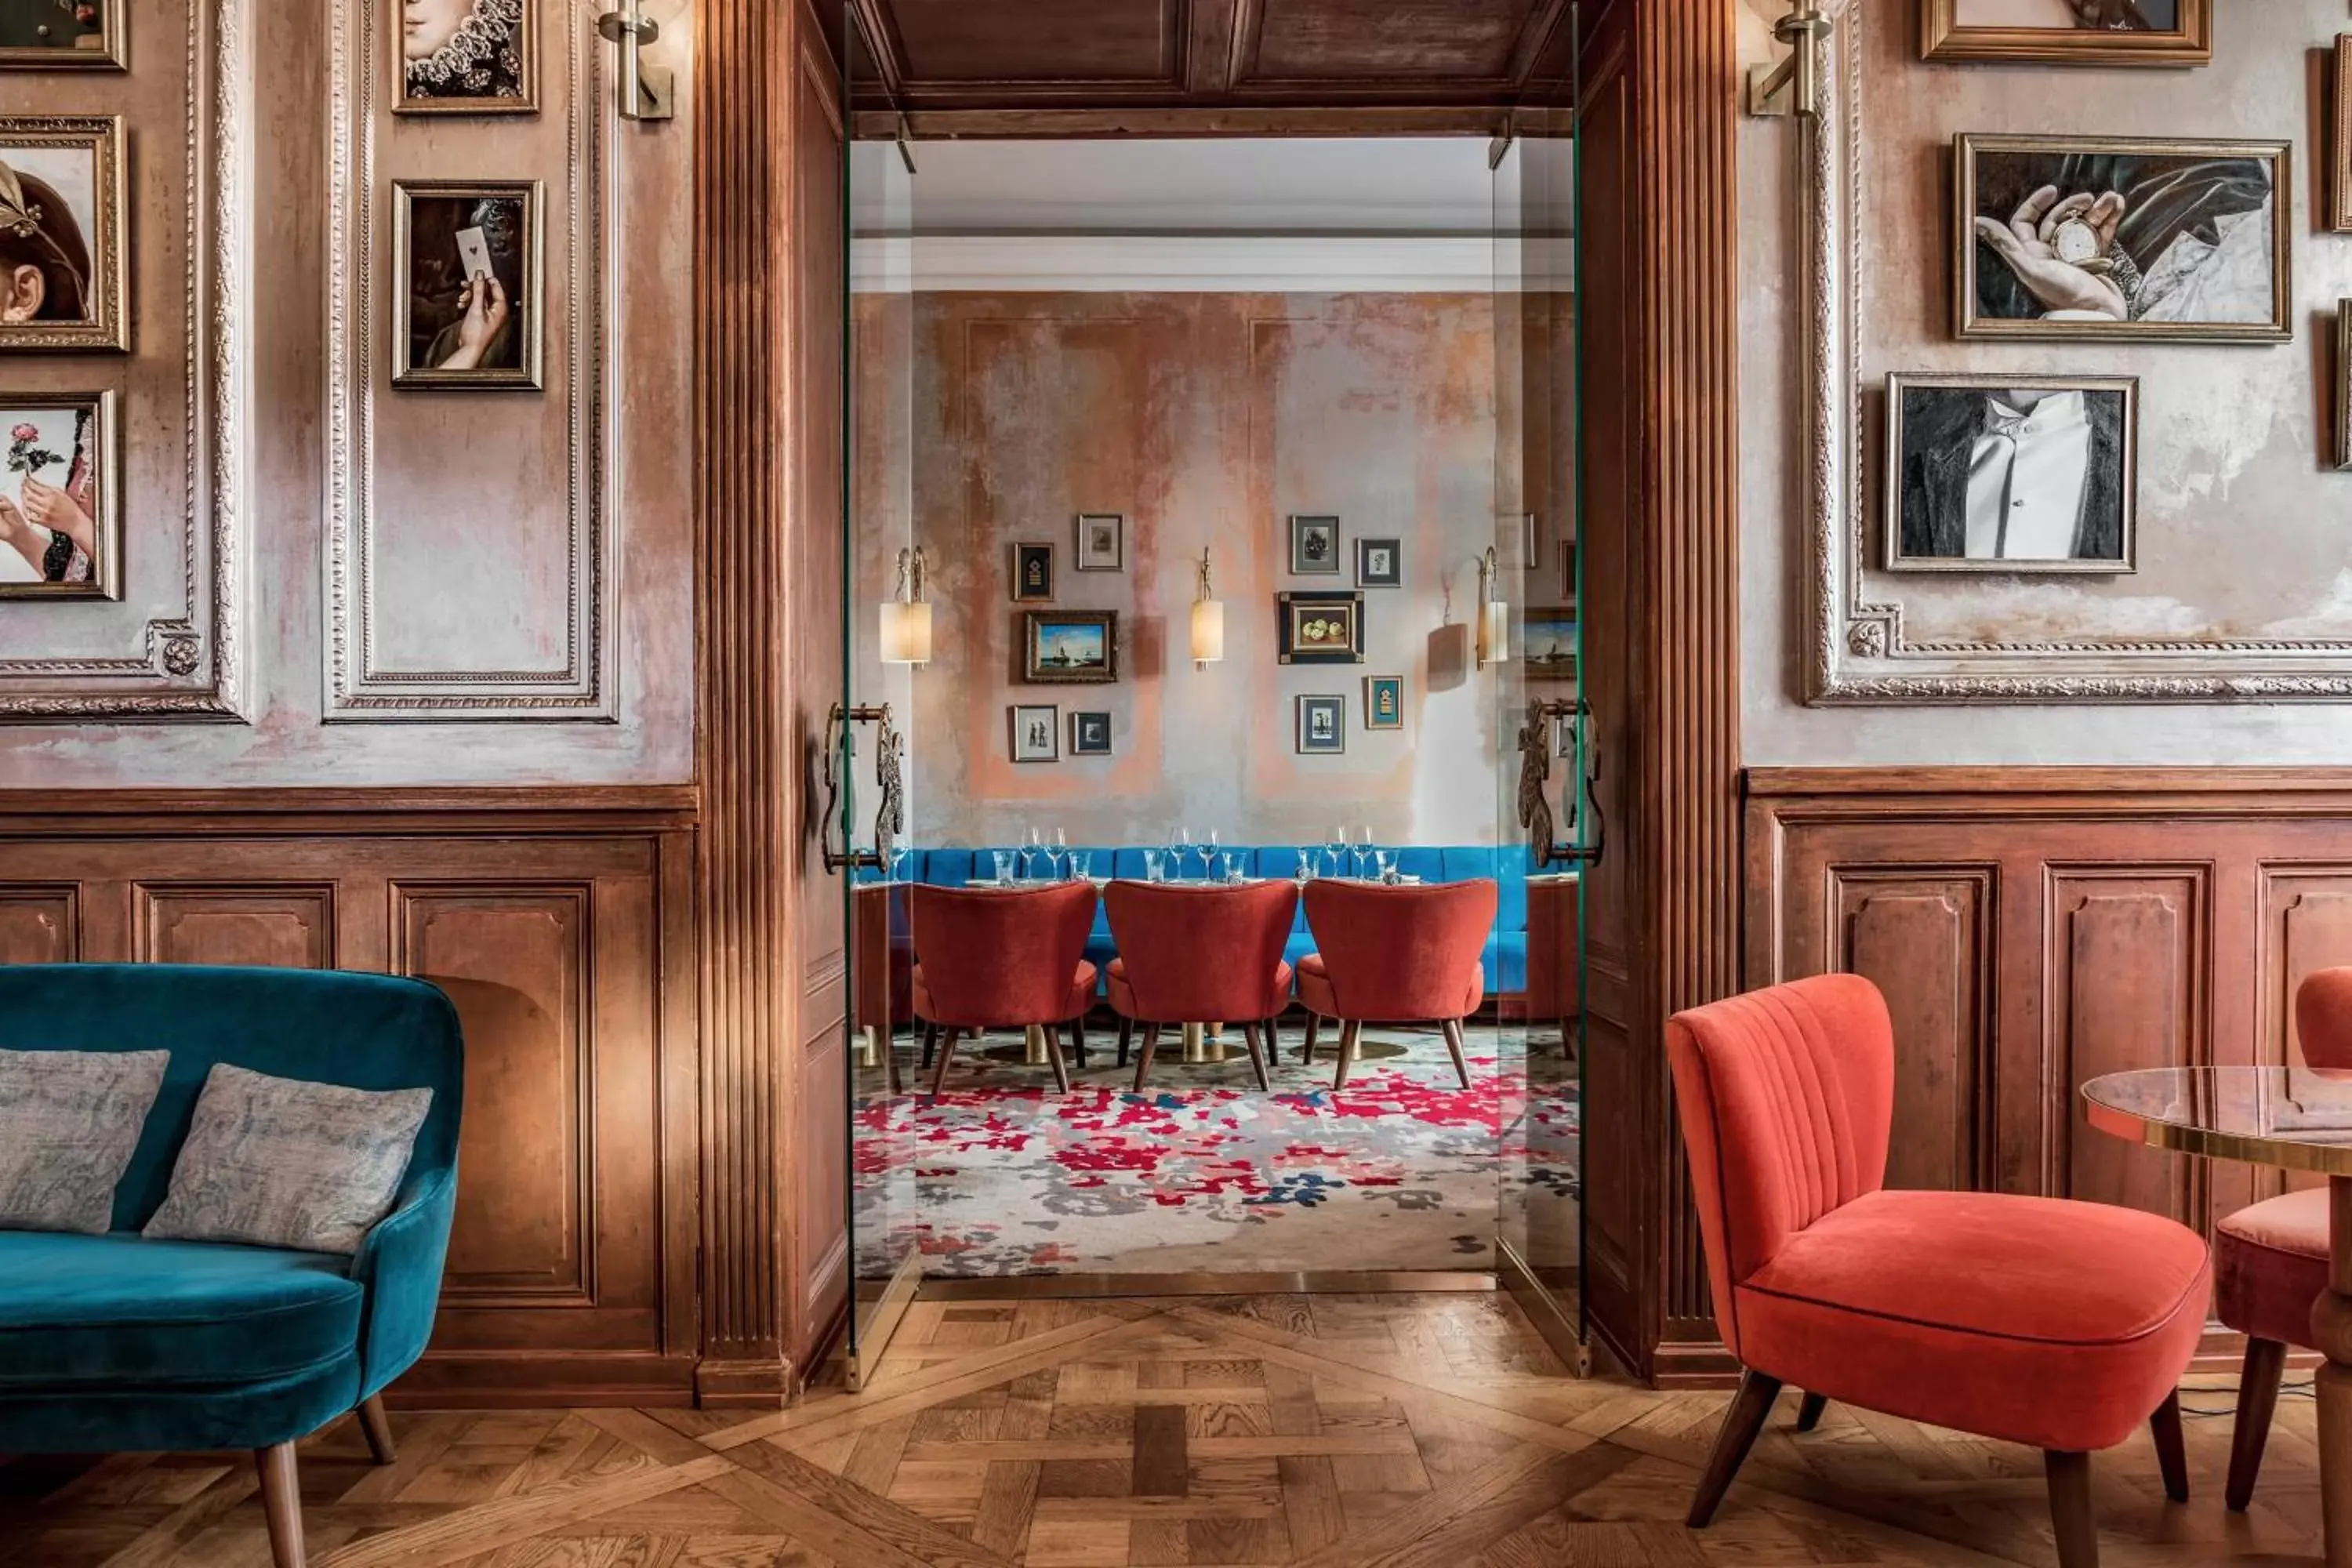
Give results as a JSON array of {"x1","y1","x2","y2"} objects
[{"x1": 0, "y1": 390, "x2": 116, "y2": 598}]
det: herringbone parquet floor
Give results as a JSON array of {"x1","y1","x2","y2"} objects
[{"x1": 0, "y1": 1293, "x2": 2325, "y2": 1566}]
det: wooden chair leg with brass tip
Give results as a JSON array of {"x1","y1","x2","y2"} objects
[
  {"x1": 1116, "y1": 1016, "x2": 1134, "y2": 1068},
  {"x1": 1241, "y1": 1022, "x2": 1272, "y2": 1091},
  {"x1": 920, "y1": 1022, "x2": 938, "y2": 1070},
  {"x1": 1301, "y1": 1013, "x2": 1321, "y2": 1065},
  {"x1": 1687, "y1": 1369, "x2": 1780, "y2": 1528},
  {"x1": 1440, "y1": 1018, "x2": 1471, "y2": 1089},
  {"x1": 2044, "y1": 1450, "x2": 2098, "y2": 1568},
  {"x1": 2150, "y1": 1388, "x2": 2188, "y2": 1504},
  {"x1": 1333, "y1": 1020, "x2": 1362, "y2": 1091},
  {"x1": 357, "y1": 1393, "x2": 396, "y2": 1464},
  {"x1": 930, "y1": 1027, "x2": 962, "y2": 1097},
  {"x1": 1042, "y1": 1023, "x2": 1073, "y2": 1094},
  {"x1": 1795, "y1": 1392, "x2": 1828, "y2": 1432},
  {"x1": 256, "y1": 1442, "x2": 305, "y2": 1568},
  {"x1": 1069, "y1": 1013, "x2": 1087, "y2": 1068},
  {"x1": 2227, "y1": 1336, "x2": 2288, "y2": 1510}
]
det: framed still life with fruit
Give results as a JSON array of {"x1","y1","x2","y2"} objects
[
  {"x1": 0, "y1": 0, "x2": 125, "y2": 70},
  {"x1": 1276, "y1": 591, "x2": 1364, "y2": 666}
]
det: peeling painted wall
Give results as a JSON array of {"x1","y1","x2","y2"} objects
[
  {"x1": 1740, "y1": 0, "x2": 2352, "y2": 762},
  {"x1": 851, "y1": 291, "x2": 1512, "y2": 851}
]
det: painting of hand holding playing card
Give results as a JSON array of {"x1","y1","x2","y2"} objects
[{"x1": 392, "y1": 180, "x2": 543, "y2": 390}]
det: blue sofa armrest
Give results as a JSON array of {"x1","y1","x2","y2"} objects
[{"x1": 348, "y1": 1163, "x2": 459, "y2": 1399}]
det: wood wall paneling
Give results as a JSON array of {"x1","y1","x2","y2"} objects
[{"x1": 0, "y1": 791, "x2": 698, "y2": 1407}]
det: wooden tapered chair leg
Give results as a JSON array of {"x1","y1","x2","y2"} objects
[
  {"x1": 1041, "y1": 1024, "x2": 1073, "y2": 1094},
  {"x1": 1687, "y1": 1369, "x2": 1780, "y2": 1528},
  {"x1": 1116, "y1": 1016, "x2": 1134, "y2": 1068},
  {"x1": 2149, "y1": 1388, "x2": 2188, "y2": 1504},
  {"x1": 1133, "y1": 1023, "x2": 1160, "y2": 1093},
  {"x1": 2044, "y1": 1450, "x2": 2098, "y2": 1568},
  {"x1": 1333, "y1": 1020, "x2": 1363, "y2": 1091},
  {"x1": 920, "y1": 1022, "x2": 938, "y2": 1069},
  {"x1": 1795, "y1": 1392, "x2": 1828, "y2": 1432},
  {"x1": 930, "y1": 1027, "x2": 963, "y2": 1096},
  {"x1": 1240, "y1": 1022, "x2": 1272, "y2": 1092},
  {"x1": 1440, "y1": 1018, "x2": 1472, "y2": 1089},
  {"x1": 356, "y1": 1393, "x2": 396, "y2": 1464},
  {"x1": 1301, "y1": 1014, "x2": 1321, "y2": 1065},
  {"x1": 256, "y1": 1442, "x2": 305, "y2": 1568},
  {"x1": 1069, "y1": 1013, "x2": 1088, "y2": 1068},
  {"x1": 2227, "y1": 1336, "x2": 2288, "y2": 1511}
]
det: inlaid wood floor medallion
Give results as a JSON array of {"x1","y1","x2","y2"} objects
[{"x1": 0, "y1": 1293, "x2": 2324, "y2": 1566}]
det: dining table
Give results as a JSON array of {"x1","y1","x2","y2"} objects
[{"x1": 2083, "y1": 1065, "x2": 2352, "y2": 1565}]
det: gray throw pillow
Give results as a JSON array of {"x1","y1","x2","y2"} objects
[
  {"x1": 0, "y1": 1047, "x2": 170, "y2": 1234},
  {"x1": 143, "y1": 1063, "x2": 434, "y2": 1256}
]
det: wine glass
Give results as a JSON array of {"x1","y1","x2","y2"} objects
[
  {"x1": 1022, "y1": 826, "x2": 1047, "y2": 881},
  {"x1": 1351, "y1": 827, "x2": 1377, "y2": 881},
  {"x1": 1170, "y1": 827, "x2": 1195, "y2": 883},
  {"x1": 1047, "y1": 826, "x2": 1069, "y2": 881},
  {"x1": 1199, "y1": 829, "x2": 1221, "y2": 882},
  {"x1": 1324, "y1": 824, "x2": 1350, "y2": 880}
]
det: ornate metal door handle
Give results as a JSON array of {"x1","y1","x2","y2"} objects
[
  {"x1": 1516, "y1": 697, "x2": 1606, "y2": 872},
  {"x1": 822, "y1": 703, "x2": 895, "y2": 875}
]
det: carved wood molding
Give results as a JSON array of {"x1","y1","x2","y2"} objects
[
  {"x1": 0, "y1": 0, "x2": 250, "y2": 720},
  {"x1": 325, "y1": 0, "x2": 614, "y2": 718}
]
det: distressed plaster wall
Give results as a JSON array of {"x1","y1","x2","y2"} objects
[
  {"x1": 1740, "y1": 0, "x2": 2352, "y2": 761},
  {"x1": 852, "y1": 290, "x2": 1512, "y2": 851},
  {"x1": 0, "y1": 0, "x2": 694, "y2": 783}
]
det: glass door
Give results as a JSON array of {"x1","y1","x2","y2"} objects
[
  {"x1": 1494, "y1": 42, "x2": 1588, "y2": 1369},
  {"x1": 840, "y1": 33, "x2": 922, "y2": 1387}
]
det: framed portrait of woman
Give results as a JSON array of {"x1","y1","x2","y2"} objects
[
  {"x1": 1922, "y1": 0, "x2": 2210, "y2": 67},
  {"x1": 0, "y1": 0, "x2": 125, "y2": 71},
  {"x1": 0, "y1": 389, "x2": 118, "y2": 600},
  {"x1": 0, "y1": 116, "x2": 125, "y2": 353},
  {"x1": 396, "y1": 0, "x2": 535, "y2": 114},
  {"x1": 391, "y1": 180, "x2": 544, "y2": 390}
]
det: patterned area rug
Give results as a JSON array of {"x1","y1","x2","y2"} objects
[{"x1": 855, "y1": 1025, "x2": 1580, "y2": 1279}]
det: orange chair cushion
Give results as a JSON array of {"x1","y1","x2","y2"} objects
[
  {"x1": 1107, "y1": 957, "x2": 1291, "y2": 1022},
  {"x1": 1736, "y1": 1188, "x2": 2212, "y2": 1454},
  {"x1": 2216, "y1": 1188, "x2": 2330, "y2": 1351},
  {"x1": 1295, "y1": 953, "x2": 1483, "y2": 1022},
  {"x1": 913, "y1": 960, "x2": 1097, "y2": 1029}
]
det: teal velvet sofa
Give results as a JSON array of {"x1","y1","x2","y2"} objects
[{"x1": 0, "y1": 964, "x2": 464, "y2": 1568}]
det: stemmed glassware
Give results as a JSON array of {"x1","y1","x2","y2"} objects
[
  {"x1": 1351, "y1": 827, "x2": 1377, "y2": 880},
  {"x1": 1169, "y1": 827, "x2": 1196, "y2": 883},
  {"x1": 1045, "y1": 827, "x2": 1069, "y2": 882},
  {"x1": 1020, "y1": 827, "x2": 1046, "y2": 881},
  {"x1": 1324, "y1": 824, "x2": 1350, "y2": 880},
  {"x1": 1199, "y1": 829, "x2": 1221, "y2": 882}
]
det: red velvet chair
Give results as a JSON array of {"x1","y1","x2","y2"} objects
[
  {"x1": 855, "y1": 882, "x2": 914, "y2": 1094},
  {"x1": 1297, "y1": 880, "x2": 1495, "y2": 1091},
  {"x1": 2214, "y1": 966, "x2": 2352, "y2": 1508},
  {"x1": 1670, "y1": 975, "x2": 2209, "y2": 1568},
  {"x1": 912, "y1": 882, "x2": 1098, "y2": 1096},
  {"x1": 1103, "y1": 880, "x2": 1297, "y2": 1093}
]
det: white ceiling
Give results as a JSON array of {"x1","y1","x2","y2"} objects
[{"x1": 895, "y1": 138, "x2": 1500, "y2": 236}]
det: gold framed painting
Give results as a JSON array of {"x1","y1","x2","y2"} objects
[
  {"x1": 395, "y1": 0, "x2": 536, "y2": 115},
  {"x1": 2338, "y1": 302, "x2": 2352, "y2": 474},
  {"x1": 1922, "y1": 0, "x2": 2210, "y2": 67},
  {"x1": 391, "y1": 180, "x2": 544, "y2": 390},
  {"x1": 2336, "y1": 37, "x2": 2352, "y2": 234},
  {"x1": 0, "y1": 0, "x2": 125, "y2": 69},
  {"x1": 1955, "y1": 134, "x2": 2290, "y2": 343},
  {"x1": 0, "y1": 388, "x2": 118, "y2": 600},
  {"x1": 0, "y1": 115, "x2": 126, "y2": 352}
]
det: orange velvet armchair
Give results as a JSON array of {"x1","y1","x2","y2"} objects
[
  {"x1": 1102, "y1": 880, "x2": 1297, "y2": 1092},
  {"x1": 1669, "y1": 974, "x2": 2210, "y2": 1567},
  {"x1": 2213, "y1": 966, "x2": 2352, "y2": 1508},
  {"x1": 912, "y1": 882, "x2": 1098, "y2": 1095},
  {"x1": 1297, "y1": 880, "x2": 1494, "y2": 1091}
]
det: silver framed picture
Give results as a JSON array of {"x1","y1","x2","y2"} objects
[
  {"x1": 1011, "y1": 704, "x2": 1058, "y2": 763},
  {"x1": 1289, "y1": 515, "x2": 1341, "y2": 575},
  {"x1": 1075, "y1": 513, "x2": 1123, "y2": 572},
  {"x1": 1295, "y1": 695, "x2": 1345, "y2": 755},
  {"x1": 1885, "y1": 372, "x2": 2137, "y2": 574}
]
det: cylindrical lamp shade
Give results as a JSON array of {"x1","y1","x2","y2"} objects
[
  {"x1": 880, "y1": 600, "x2": 932, "y2": 665},
  {"x1": 1191, "y1": 599, "x2": 1225, "y2": 664},
  {"x1": 1483, "y1": 599, "x2": 1511, "y2": 665}
]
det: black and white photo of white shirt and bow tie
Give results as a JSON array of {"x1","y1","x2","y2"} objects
[{"x1": 1891, "y1": 376, "x2": 2136, "y2": 572}]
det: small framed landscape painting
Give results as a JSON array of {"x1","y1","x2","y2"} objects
[
  {"x1": 1364, "y1": 676, "x2": 1403, "y2": 731},
  {"x1": 1922, "y1": 0, "x2": 2210, "y2": 67},
  {"x1": 0, "y1": 0, "x2": 125, "y2": 70},
  {"x1": 1356, "y1": 536, "x2": 1402, "y2": 589},
  {"x1": 0, "y1": 116, "x2": 126, "y2": 352},
  {"x1": 1885, "y1": 372, "x2": 2136, "y2": 572},
  {"x1": 1075, "y1": 513, "x2": 1123, "y2": 572},
  {"x1": 1023, "y1": 610, "x2": 1117, "y2": 684},
  {"x1": 1296, "y1": 695, "x2": 1345, "y2": 756},
  {"x1": 1011, "y1": 704, "x2": 1058, "y2": 763},
  {"x1": 0, "y1": 387, "x2": 115, "y2": 598},
  {"x1": 1070, "y1": 710, "x2": 1112, "y2": 756},
  {"x1": 1524, "y1": 607, "x2": 1578, "y2": 681},
  {"x1": 1012, "y1": 542, "x2": 1054, "y2": 602},
  {"x1": 1955, "y1": 133, "x2": 2288, "y2": 343},
  {"x1": 1276, "y1": 591, "x2": 1364, "y2": 666},
  {"x1": 1290, "y1": 515, "x2": 1341, "y2": 575}
]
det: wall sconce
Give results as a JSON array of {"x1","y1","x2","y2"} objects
[
  {"x1": 880, "y1": 546, "x2": 931, "y2": 666},
  {"x1": 1475, "y1": 546, "x2": 1510, "y2": 670},
  {"x1": 596, "y1": 0, "x2": 675, "y2": 122},
  {"x1": 1190, "y1": 548, "x2": 1225, "y2": 669},
  {"x1": 1747, "y1": 4, "x2": 1832, "y2": 118}
]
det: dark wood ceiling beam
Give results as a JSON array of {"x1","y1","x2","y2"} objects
[
  {"x1": 855, "y1": 103, "x2": 1514, "y2": 140},
  {"x1": 1508, "y1": 0, "x2": 1574, "y2": 89},
  {"x1": 847, "y1": 0, "x2": 906, "y2": 96},
  {"x1": 1185, "y1": 0, "x2": 1241, "y2": 96}
]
